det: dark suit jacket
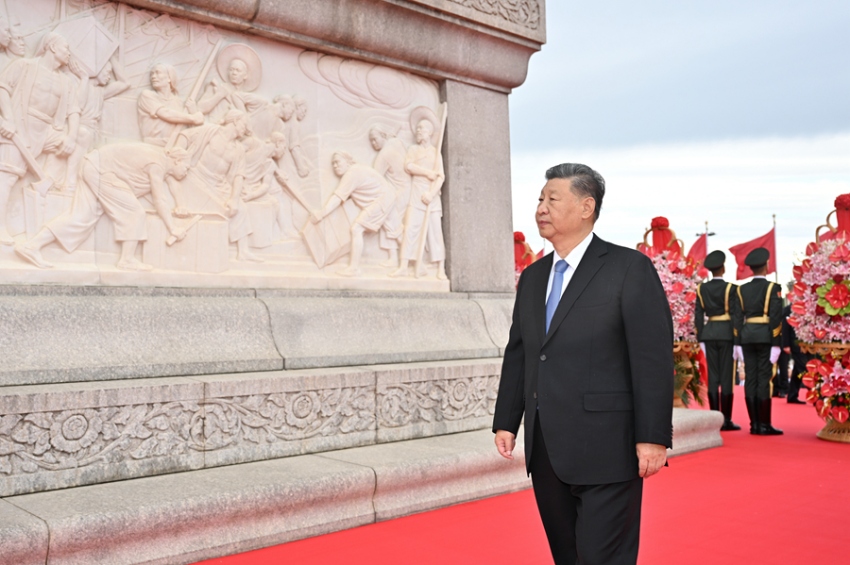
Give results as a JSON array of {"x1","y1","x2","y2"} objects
[{"x1": 493, "y1": 235, "x2": 674, "y2": 485}]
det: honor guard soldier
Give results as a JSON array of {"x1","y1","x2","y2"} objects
[
  {"x1": 732, "y1": 247, "x2": 784, "y2": 435},
  {"x1": 695, "y1": 250, "x2": 741, "y2": 431}
]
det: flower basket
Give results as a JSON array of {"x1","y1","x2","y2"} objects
[
  {"x1": 638, "y1": 219, "x2": 706, "y2": 408},
  {"x1": 787, "y1": 196, "x2": 850, "y2": 441}
]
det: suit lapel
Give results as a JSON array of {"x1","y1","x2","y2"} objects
[{"x1": 542, "y1": 235, "x2": 608, "y2": 347}]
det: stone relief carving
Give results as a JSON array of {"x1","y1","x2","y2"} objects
[
  {"x1": 448, "y1": 0, "x2": 541, "y2": 30},
  {"x1": 377, "y1": 375, "x2": 499, "y2": 428},
  {"x1": 0, "y1": 0, "x2": 448, "y2": 288},
  {"x1": 0, "y1": 386, "x2": 375, "y2": 476}
]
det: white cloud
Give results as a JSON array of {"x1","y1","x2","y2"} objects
[{"x1": 511, "y1": 132, "x2": 850, "y2": 283}]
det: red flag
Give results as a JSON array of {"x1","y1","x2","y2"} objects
[
  {"x1": 729, "y1": 227, "x2": 776, "y2": 280},
  {"x1": 686, "y1": 233, "x2": 708, "y2": 278}
]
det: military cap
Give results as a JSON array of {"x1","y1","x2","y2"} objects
[
  {"x1": 744, "y1": 247, "x2": 770, "y2": 267},
  {"x1": 703, "y1": 250, "x2": 725, "y2": 270}
]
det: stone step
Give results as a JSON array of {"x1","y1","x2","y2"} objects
[{"x1": 0, "y1": 408, "x2": 722, "y2": 565}]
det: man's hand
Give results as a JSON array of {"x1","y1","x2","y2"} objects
[
  {"x1": 769, "y1": 346, "x2": 781, "y2": 364},
  {"x1": 636, "y1": 443, "x2": 667, "y2": 478},
  {"x1": 733, "y1": 345, "x2": 743, "y2": 362},
  {"x1": 494, "y1": 430, "x2": 516, "y2": 460}
]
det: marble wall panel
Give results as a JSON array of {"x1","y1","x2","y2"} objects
[
  {"x1": 0, "y1": 359, "x2": 505, "y2": 496},
  {"x1": 0, "y1": 0, "x2": 455, "y2": 291}
]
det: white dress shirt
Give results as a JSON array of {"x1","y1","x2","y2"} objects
[{"x1": 545, "y1": 231, "x2": 595, "y2": 306}]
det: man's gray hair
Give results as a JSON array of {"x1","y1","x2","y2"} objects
[{"x1": 545, "y1": 163, "x2": 605, "y2": 222}]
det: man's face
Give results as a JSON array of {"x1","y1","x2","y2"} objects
[
  {"x1": 228, "y1": 59, "x2": 247, "y2": 87},
  {"x1": 52, "y1": 38, "x2": 70, "y2": 65},
  {"x1": 536, "y1": 178, "x2": 594, "y2": 244},
  {"x1": 8, "y1": 34, "x2": 26, "y2": 57},
  {"x1": 234, "y1": 118, "x2": 249, "y2": 138},
  {"x1": 415, "y1": 120, "x2": 433, "y2": 145},
  {"x1": 96, "y1": 62, "x2": 113, "y2": 86},
  {"x1": 332, "y1": 155, "x2": 350, "y2": 177},
  {"x1": 296, "y1": 102, "x2": 307, "y2": 120},
  {"x1": 272, "y1": 138, "x2": 287, "y2": 159},
  {"x1": 150, "y1": 66, "x2": 170, "y2": 91},
  {"x1": 169, "y1": 158, "x2": 189, "y2": 180},
  {"x1": 369, "y1": 131, "x2": 384, "y2": 151}
]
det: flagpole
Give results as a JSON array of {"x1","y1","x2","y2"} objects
[
  {"x1": 705, "y1": 221, "x2": 709, "y2": 253},
  {"x1": 773, "y1": 214, "x2": 778, "y2": 283}
]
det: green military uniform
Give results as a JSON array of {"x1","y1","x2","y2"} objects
[
  {"x1": 732, "y1": 248, "x2": 783, "y2": 435},
  {"x1": 695, "y1": 250, "x2": 741, "y2": 431}
]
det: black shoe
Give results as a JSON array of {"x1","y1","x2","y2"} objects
[
  {"x1": 758, "y1": 423, "x2": 784, "y2": 435},
  {"x1": 787, "y1": 397, "x2": 805, "y2": 405},
  {"x1": 721, "y1": 420, "x2": 742, "y2": 431}
]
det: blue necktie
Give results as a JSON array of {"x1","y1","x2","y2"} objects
[{"x1": 546, "y1": 260, "x2": 568, "y2": 333}]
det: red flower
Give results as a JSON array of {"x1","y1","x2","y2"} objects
[
  {"x1": 831, "y1": 406, "x2": 849, "y2": 423},
  {"x1": 815, "y1": 305, "x2": 826, "y2": 316},
  {"x1": 793, "y1": 265, "x2": 804, "y2": 281},
  {"x1": 824, "y1": 281, "x2": 850, "y2": 310},
  {"x1": 814, "y1": 329, "x2": 827, "y2": 340},
  {"x1": 806, "y1": 242, "x2": 819, "y2": 256},
  {"x1": 791, "y1": 302, "x2": 806, "y2": 315},
  {"x1": 802, "y1": 259, "x2": 813, "y2": 272},
  {"x1": 817, "y1": 401, "x2": 832, "y2": 419},
  {"x1": 802, "y1": 372, "x2": 819, "y2": 389},
  {"x1": 822, "y1": 383, "x2": 835, "y2": 397},
  {"x1": 793, "y1": 282, "x2": 808, "y2": 296},
  {"x1": 835, "y1": 274, "x2": 845, "y2": 283},
  {"x1": 671, "y1": 281, "x2": 684, "y2": 293},
  {"x1": 806, "y1": 389, "x2": 819, "y2": 404},
  {"x1": 807, "y1": 358, "x2": 824, "y2": 373},
  {"x1": 684, "y1": 292, "x2": 696, "y2": 303},
  {"x1": 830, "y1": 244, "x2": 850, "y2": 262}
]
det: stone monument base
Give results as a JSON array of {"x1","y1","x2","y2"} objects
[{"x1": 0, "y1": 408, "x2": 721, "y2": 565}]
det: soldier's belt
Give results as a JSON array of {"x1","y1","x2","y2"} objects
[
  {"x1": 745, "y1": 316, "x2": 769, "y2": 324},
  {"x1": 708, "y1": 314, "x2": 731, "y2": 321}
]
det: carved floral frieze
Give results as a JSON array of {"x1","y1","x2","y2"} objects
[
  {"x1": 0, "y1": 387, "x2": 375, "y2": 477},
  {"x1": 377, "y1": 375, "x2": 499, "y2": 428}
]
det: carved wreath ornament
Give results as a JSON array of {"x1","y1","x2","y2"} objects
[
  {"x1": 449, "y1": 0, "x2": 541, "y2": 29},
  {"x1": 0, "y1": 376, "x2": 498, "y2": 477}
]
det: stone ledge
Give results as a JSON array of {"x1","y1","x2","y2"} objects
[
  {"x1": 1, "y1": 428, "x2": 529, "y2": 565},
  {"x1": 669, "y1": 408, "x2": 724, "y2": 457}
]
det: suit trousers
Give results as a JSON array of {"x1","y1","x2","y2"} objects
[
  {"x1": 742, "y1": 343, "x2": 773, "y2": 400},
  {"x1": 704, "y1": 340, "x2": 735, "y2": 395},
  {"x1": 530, "y1": 417, "x2": 643, "y2": 565}
]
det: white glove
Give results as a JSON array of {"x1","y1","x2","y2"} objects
[
  {"x1": 733, "y1": 345, "x2": 743, "y2": 362},
  {"x1": 699, "y1": 342, "x2": 706, "y2": 356},
  {"x1": 769, "y1": 346, "x2": 781, "y2": 364}
]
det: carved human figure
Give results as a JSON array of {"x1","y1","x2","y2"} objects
[
  {"x1": 49, "y1": 56, "x2": 130, "y2": 192},
  {"x1": 176, "y1": 109, "x2": 263, "y2": 262},
  {"x1": 269, "y1": 94, "x2": 310, "y2": 178},
  {"x1": 137, "y1": 63, "x2": 203, "y2": 147},
  {"x1": 0, "y1": 22, "x2": 25, "y2": 70},
  {"x1": 241, "y1": 131, "x2": 288, "y2": 241},
  {"x1": 197, "y1": 44, "x2": 266, "y2": 124},
  {"x1": 311, "y1": 151, "x2": 402, "y2": 276},
  {"x1": 0, "y1": 32, "x2": 80, "y2": 244},
  {"x1": 369, "y1": 125, "x2": 411, "y2": 265},
  {"x1": 391, "y1": 117, "x2": 446, "y2": 279},
  {"x1": 14, "y1": 143, "x2": 191, "y2": 271}
]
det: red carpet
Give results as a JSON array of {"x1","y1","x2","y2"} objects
[{"x1": 196, "y1": 392, "x2": 849, "y2": 565}]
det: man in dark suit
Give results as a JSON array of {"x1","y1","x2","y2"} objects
[
  {"x1": 493, "y1": 163, "x2": 674, "y2": 565},
  {"x1": 731, "y1": 247, "x2": 783, "y2": 435},
  {"x1": 695, "y1": 250, "x2": 742, "y2": 431}
]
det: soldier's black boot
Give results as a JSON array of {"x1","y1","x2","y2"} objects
[
  {"x1": 708, "y1": 391, "x2": 719, "y2": 412},
  {"x1": 720, "y1": 394, "x2": 741, "y2": 431},
  {"x1": 745, "y1": 397, "x2": 759, "y2": 434},
  {"x1": 758, "y1": 398, "x2": 783, "y2": 435}
]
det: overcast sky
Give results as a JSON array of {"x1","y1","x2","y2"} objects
[{"x1": 509, "y1": 0, "x2": 850, "y2": 282}]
